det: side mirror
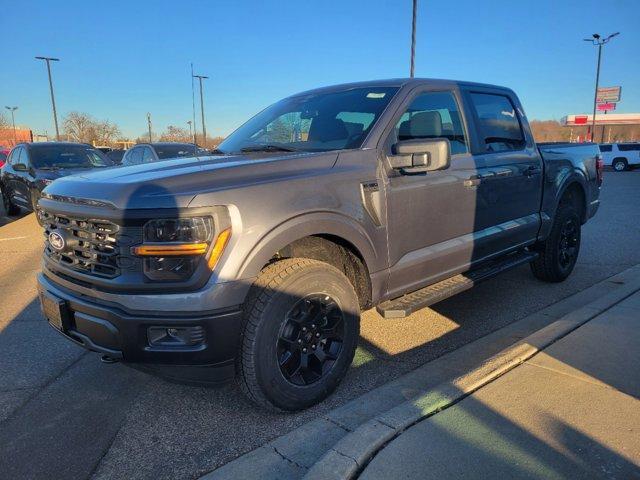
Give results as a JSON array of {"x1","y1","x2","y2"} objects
[
  {"x1": 389, "y1": 138, "x2": 451, "y2": 174},
  {"x1": 13, "y1": 163, "x2": 28, "y2": 172}
]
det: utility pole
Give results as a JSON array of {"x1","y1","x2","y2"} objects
[
  {"x1": 35, "y1": 56, "x2": 61, "y2": 141},
  {"x1": 147, "y1": 113, "x2": 152, "y2": 142},
  {"x1": 4, "y1": 106, "x2": 18, "y2": 144},
  {"x1": 583, "y1": 32, "x2": 619, "y2": 142},
  {"x1": 187, "y1": 120, "x2": 193, "y2": 140},
  {"x1": 191, "y1": 63, "x2": 198, "y2": 145},
  {"x1": 410, "y1": 0, "x2": 417, "y2": 77},
  {"x1": 193, "y1": 74, "x2": 209, "y2": 147}
]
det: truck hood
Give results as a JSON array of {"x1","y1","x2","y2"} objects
[{"x1": 42, "y1": 152, "x2": 338, "y2": 210}]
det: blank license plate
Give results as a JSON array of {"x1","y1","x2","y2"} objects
[{"x1": 40, "y1": 292, "x2": 66, "y2": 331}]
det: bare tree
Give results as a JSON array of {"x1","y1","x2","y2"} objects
[
  {"x1": 62, "y1": 112, "x2": 121, "y2": 146},
  {"x1": 0, "y1": 112, "x2": 9, "y2": 131},
  {"x1": 159, "y1": 125, "x2": 191, "y2": 142}
]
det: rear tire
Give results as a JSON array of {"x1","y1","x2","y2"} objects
[
  {"x1": 238, "y1": 258, "x2": 360, "y2": 411},
  {"x1": 530, "y1": 202, "x2": 581, "y2": 283},
  {"x1": 612, "y1": 158, "x2": 628, "y2": 172}
]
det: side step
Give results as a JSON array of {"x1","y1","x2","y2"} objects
[{"x1": 377, "y1": 250, "x2": 538, "y2": 319}]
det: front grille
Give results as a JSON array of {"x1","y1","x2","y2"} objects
[{"x1": 42, "y1": 211, "x2": 121, "y2": 278}]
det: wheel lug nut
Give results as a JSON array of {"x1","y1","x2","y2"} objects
[
  {"x1": 297, "y1": 339, "x2": 303, "y2": 344},
  {"x1": 315, "y1": 332, "x2": 320, "y2": 337},
  {"x1": 311, "y1": 324, "x2": 316, "y2": 329},
  {"x1": 311, "y1": 344, "x2": 316, "y2": 349},
  {"x1": 302, "y1": 347, "x2": 307, "y2": 353},
  {"x1": 302, "y1": 327, "x2": 307, "y2": 332}
]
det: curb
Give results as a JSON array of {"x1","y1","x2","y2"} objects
[{"x1": 302, "y1": 277, "x2": 640, "y2": 480}]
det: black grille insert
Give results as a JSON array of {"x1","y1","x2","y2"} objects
[{"x1": 43, "y1": 211, "x2": 120, "y2": 278}]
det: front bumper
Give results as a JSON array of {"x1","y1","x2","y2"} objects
[{"x1": 38, "y1": 273, "x2": 243, "y2": 384}]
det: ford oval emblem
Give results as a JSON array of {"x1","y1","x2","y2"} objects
[{"x1": 49, "y1": 231, "x2": 65, "y2": 251}]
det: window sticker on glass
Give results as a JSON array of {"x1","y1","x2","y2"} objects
[{"x1": 366, "y1": 92, "x2": 386, "y2": 99}]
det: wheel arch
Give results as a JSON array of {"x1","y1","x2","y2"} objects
[{"x1": 238, "y1": 213, "x2": 379, "y2": 309}]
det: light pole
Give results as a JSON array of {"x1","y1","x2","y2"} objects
[
  {"x1": 583, "y1": 32, "x2": 619, "y2": 142},
  {"x1": 35, "y1": 56, "x2": 61, "y2": 141},
  {"x1": 193, "y1": 74, "x2": 208, "y2": 147},
  {"x1": 147, "y1": 113, "x2": 153, "y2": 142},
  {"x1": 410, "y1": 0, "x2": 418, "y2": 77},
  {"x1": 187, "y1": 120, "x2": 193, "y2": 141},
  {"x1": 4, "y1": 106, "x2": 18, "y2": 144}
]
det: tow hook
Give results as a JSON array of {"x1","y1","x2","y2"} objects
[{"x1": 100, "y1": 354, "x2": 120, "y2": 364}]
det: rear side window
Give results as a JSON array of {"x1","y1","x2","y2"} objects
[
  {"x1": 618, "y1": 143, "x2": 640, "y2": 152},
  {"x1": 124, "y1": 147, "x2": 144, "y2": 165},
  {"x1": 599, "y1": 144, "x2": 612, "y2": 152},
  {"x1": 470, "y1": 93, "x2": 525, "y2": 152}
]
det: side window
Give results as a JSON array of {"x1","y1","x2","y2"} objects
[
  {"x1": 469, "y1": 93, "x2": 525, "y2": 152},
  {"x1": 142, "y1": 147, "x2": 155, "y2": 163},
  {"x1": 392, "y1": 91, "x2": 468, "y2": 155},
  {"x1": 618, "y1": 143, "x2": 640, "y2": 152},
  {"x1": 599, "y1": 145, "x2": 612, "y2": 152},
  {"x1": 12, "y1": 147, "x2": 25, "y2": 166},
  {"x1": 124, "y1": 147, "x2": 143, "y2": 166}
]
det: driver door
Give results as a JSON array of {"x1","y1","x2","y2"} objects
[{"x1": 384, "y1": 89, "x2": 483, "y2": 298}]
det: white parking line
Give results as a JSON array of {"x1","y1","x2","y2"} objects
[{"x1": 0, "y1": 236, "x2": 28, "y2": 242}]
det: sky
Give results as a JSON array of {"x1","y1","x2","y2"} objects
[{"x1": 2, "y1": 0, "x2": 639, "y2": 140}]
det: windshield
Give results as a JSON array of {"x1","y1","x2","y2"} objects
[
  {"x1": 217, "y1": 86, "x2": 399, "y2": 154},
  {"x1": 155, "y1": 144, "x2": 197, "y2": 159},
  {"x1": 30, "y1": 145, "x2": 113, "y2": 169}
]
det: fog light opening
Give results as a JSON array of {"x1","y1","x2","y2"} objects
[{"x1": 147, "y1": 326, "x2": 206, "y2": 347}]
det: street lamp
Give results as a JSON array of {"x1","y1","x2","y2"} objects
[
  {"x1": 35, "y1": 56, "x2": 61, "y2": 141},
  {"x1": 193, "y1": 74, "x2": 209, "y2": 147},
  {"x1": 147, "y1": 113, "x2": 153, "y2": 142},
  {"x1": 583, "y1": 32, "x2": 619, "y2": 142},
  {"x1": 4, "y1": 106, "x2": 18, "y2": 144},
  {"x1": 410, "y1": 0, "x2": 418, "y2": 78}
]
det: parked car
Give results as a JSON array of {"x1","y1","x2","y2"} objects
[
  {"x1": 37, "y1": 79, "x2": 601, "y2": 411},
  {"x1": 106, "y1": 149, "x2": 125, "y2": 164},
  {"x1": 599, "y1": 142, "x2": 640, "y2": 171},
  {"x1": 119, "y1": 142, "x2": 199, "y2": 166},
  {"x1": 0, "y1": 142, "x2": 113, "y2": 215},
  {"x1": 0, "y1": 147, "x2": 9, "y2": 169}
]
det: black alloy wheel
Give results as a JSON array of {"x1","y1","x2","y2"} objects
[
  {"x1": 558, "y1": 217, "x2": 579, "y2": 270},
  {"x1": 277, "y1": 294, "x2": 345, "y2": 386}
]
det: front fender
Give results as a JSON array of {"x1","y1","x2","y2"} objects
[{"x1": 237, "y1": 211, "x2": 381, "y2": 280}]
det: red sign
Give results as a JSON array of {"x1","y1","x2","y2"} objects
[
  {"x1": 574, "y1": 115, "x2": 589, "y2": 125},
  {"x1": 597, "y1": 103, "x2": 616, "y2": 112}
]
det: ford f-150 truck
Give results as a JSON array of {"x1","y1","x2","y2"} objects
[{"x1": 36, "y1": 79, "x2": 602, "y2": 411}]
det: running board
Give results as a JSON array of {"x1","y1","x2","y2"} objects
[{"x1": 377, "y1": 251, "x2": 538, "y2": 319}]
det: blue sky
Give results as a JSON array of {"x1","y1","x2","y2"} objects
[{"x1": 2, "y1": 0, "x2": 639, "y2": 139}]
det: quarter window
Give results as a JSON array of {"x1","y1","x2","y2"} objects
[
  {"x1": 599, "y1": 144, "x2": 612, "y2": 152},
  {"x1": 618, "y1": 143, "x2": 640, "y2": 152},
  {"x1": 142, "y1": 147, "x2": 155, "y2": 163},
  {"x1": 470, "y1": 93, "x2": 525, "y2": 152},
  {"x1": 392, "y1": 91, "x2": 468, "y2": 155}
]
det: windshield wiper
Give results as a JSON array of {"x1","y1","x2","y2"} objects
[{"x1": 239, "y1": 144, "x2": 298, "y2": 153}]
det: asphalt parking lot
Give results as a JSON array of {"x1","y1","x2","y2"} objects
[{"x1": 1, "y1": 171, "x2": 639, "y2": 480}]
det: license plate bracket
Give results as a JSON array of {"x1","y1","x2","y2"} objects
[{"x1": 40, "y1": 291, "x2": 71, "y2": 332}]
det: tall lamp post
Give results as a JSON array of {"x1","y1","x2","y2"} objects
[
  {"x1": 147, "y1": 113, "x2": 153, "y2": 142},
  {"x1": 35, "y1": 56, "x2": 61, "y2": 141},
  {"x1": 4, "y1": 106, "x2": 18, "y2": 144},
  {"x1": 583, "y1": 32, "x2": 619, "y2": 142},
  {"x1": 193, "y1": 74, "x2": 209, "y2": 147},
  {"x1": 410, "y1": 0, "x2": 418, "y2": 77},
  {"x1": 187, "y1": 120, "x2": 193, "y2": 141}
]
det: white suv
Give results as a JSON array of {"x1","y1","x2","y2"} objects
[{"x1": 599, "y1": 143, "x2": 640, "y2": 171}]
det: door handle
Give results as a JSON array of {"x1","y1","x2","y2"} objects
[
  {"x1": 464, "y1": 175, "x2": 481, "y2": 187},
  {"x1": 524, "y1": 166, "x2": 541, "y2": 177}
]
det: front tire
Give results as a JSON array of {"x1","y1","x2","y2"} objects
[
  {"x1": 1, "y1": 183, "x2": 19, "y2": 216},
  {"x1": 238, "y1": 258, "x2": 360, "y2": 411},
  {"x1": 530, "y1": 202, "x2": 581, "y2": 282}
]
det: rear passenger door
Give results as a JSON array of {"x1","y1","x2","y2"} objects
[{"x1": 464, "y1": 89, "x2": 543, "y2": 254}]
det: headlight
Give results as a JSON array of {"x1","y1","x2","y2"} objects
[{"x1": 132, "y1": 214, "x2": 231, "y2": 282}]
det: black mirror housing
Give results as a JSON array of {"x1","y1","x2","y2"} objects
[{"x1": 389, "y1": 138, "x2": 451, "y2": 173}]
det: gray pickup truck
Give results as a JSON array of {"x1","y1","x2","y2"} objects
[{"x1": 37, "y1": 79, "x2": 602, "y2": 411}]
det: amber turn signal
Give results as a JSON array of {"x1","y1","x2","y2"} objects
[{"x1": 207, "y1": 228, "x2": 232, "y2": 270}]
